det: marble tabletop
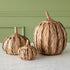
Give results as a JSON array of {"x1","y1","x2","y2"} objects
[{"x1": 0, "y1": 43, "x2": 70, "y2": 70}]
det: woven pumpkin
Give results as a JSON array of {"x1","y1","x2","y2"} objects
[
  {"x1": 2, "y1": 27, "x2": 30, "y2": 55},
  {"x1": 33, "y1": 11, "x2": 67, "y2": 55},
  {"x1": 18, "y1": 40, "x2": 37, "y2": 60}
]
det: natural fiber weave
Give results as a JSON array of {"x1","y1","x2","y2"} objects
[
  {"x1": 33, "y1": 11, "x2": 67, "y2": 55},
  {"x1": 18, "y1": 40, "x2": 37, "y2": 60},
  {"x1": 2, "y1": 27, "x2": 30, "y2": 55}
]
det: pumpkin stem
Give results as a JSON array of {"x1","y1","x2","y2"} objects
[
  {"x1": 15, "y1": 27, "x2": 18, "y2": 34},
  {"x1": 45, "y1": 11, "x2": 51, "y2": 20},
  {"x1": 26, "y1": 40, "x2": 29, "y2": 46}
]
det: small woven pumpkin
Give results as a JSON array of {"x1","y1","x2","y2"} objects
[
  {"x1": 2, "y1": 27, "x2": 30, "y2": 55},
  {"x1": 18, "y1": 40, "x2": 37, "y2": 60},
  {"x1": 33, "y1": 11, "x2": 67, "y2": 55}
]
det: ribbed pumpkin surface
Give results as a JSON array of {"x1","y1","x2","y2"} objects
[
  {"x1": 18, "y1": 40, "x2": 37, "y2": 60},
  {"x1": 2, "y1": 27, "x2": 30, "y2": 55},
  {"x1": 33, "y1": 11, "x2": 67, "y2": 55}
]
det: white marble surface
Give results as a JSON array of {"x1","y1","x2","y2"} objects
[{"x1": 0, "y1": 43, "x2": 70, "y2": 70}]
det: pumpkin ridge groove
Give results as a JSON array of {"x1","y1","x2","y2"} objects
[
  {"x1": 24, "y1": 49, "x2": 26, "y2": 59},
  {"x1": 11, "y1": 38, "x2": 14, "y2": 54},
  {"x1": 36, "y1": 23, "x2": 41, "y2": 52},
  {"x1": 13, "y1": 36, "x2": 16, "y2": 54},
  {"x1": 54, "y1": 23, "x2": 59, "y2": 54},
  {"x1": 41, "y1": 23, "x2": 46, "y2": 54},
  {"x1": 36, "y1": 27, "x2": 39, "y2": 51},
  {"x1": 12, "y1": 36, "x2": 15, "y2": 54},
  {"x1": 61, "y1": 23, "x2": 67, "y2": 51},
  {"x1": 32, "y1": 48, "x2": 33, "y2": 59},
  {"x1": 6, "y1": 38, "x2": 10, "y2": 53},
  {"x1": 27, "y1": 48, "x2": 29, "y2": 57},
  {"x1": 18, "y1": 37, "x2": 21, "y2": 46},
  {"x1": 48, "y1": 23, "x2": 51, "y2": 55},
  {"x1": 59, "y1": 24, "x2": 65, "y2": 53}
]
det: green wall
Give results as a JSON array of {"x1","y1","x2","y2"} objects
[{"x1": 0, "y1": 0, "x2": 70, "y2": 42}]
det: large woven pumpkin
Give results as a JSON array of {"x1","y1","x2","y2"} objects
[
  {"x1": 18, "y1": 40, "x2": 37, "y2": 60},
  {"x1": 33, "y1": 11, "x2": 67, "y2": 55},
  {"x1": 2, "y1": 27, "x2": 30, "y2": 55}
]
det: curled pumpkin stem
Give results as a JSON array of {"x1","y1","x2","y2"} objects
[
  {"x1": 45, "y1": 11, "x2": 51, "y2": 20},
  {"x1": 15, "y1": 27, "x2": 18, "y2": 34}
]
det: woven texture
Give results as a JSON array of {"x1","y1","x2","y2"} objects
[
  {"x1": 18, "y1": 40, "x2": 37, "y2": 60},
  {"x1": 2, "y1": 27, "x2": 30, "y2": 55},
  {"x1": 33, "y1": 11, "x2": 67, "y2": 55}
]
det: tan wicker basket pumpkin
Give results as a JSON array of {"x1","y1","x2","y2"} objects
[
  {"x1": 2, "y1": 27, "x2": 30, "y2": 55},
  {"x1": 33, "y1": 11, "x2": 67, "y2": 55},
  {"x1": 18, "y1": 40, "x2": 37, "y2": 60}
]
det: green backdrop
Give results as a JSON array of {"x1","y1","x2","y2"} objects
[{"x1": 0, "y1": 0, "x2": 70, "y2": 42}]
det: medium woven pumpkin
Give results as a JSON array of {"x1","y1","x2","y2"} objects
[
  {"x1": 18, "y1": 40, "x2": 37, "y2": 60},
  {"x1": 2, "y1": 27, "x2": 30, "y2": 55},
  {"x1": 33, "y1": 11, "x2": 67, "y2": 55}
]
